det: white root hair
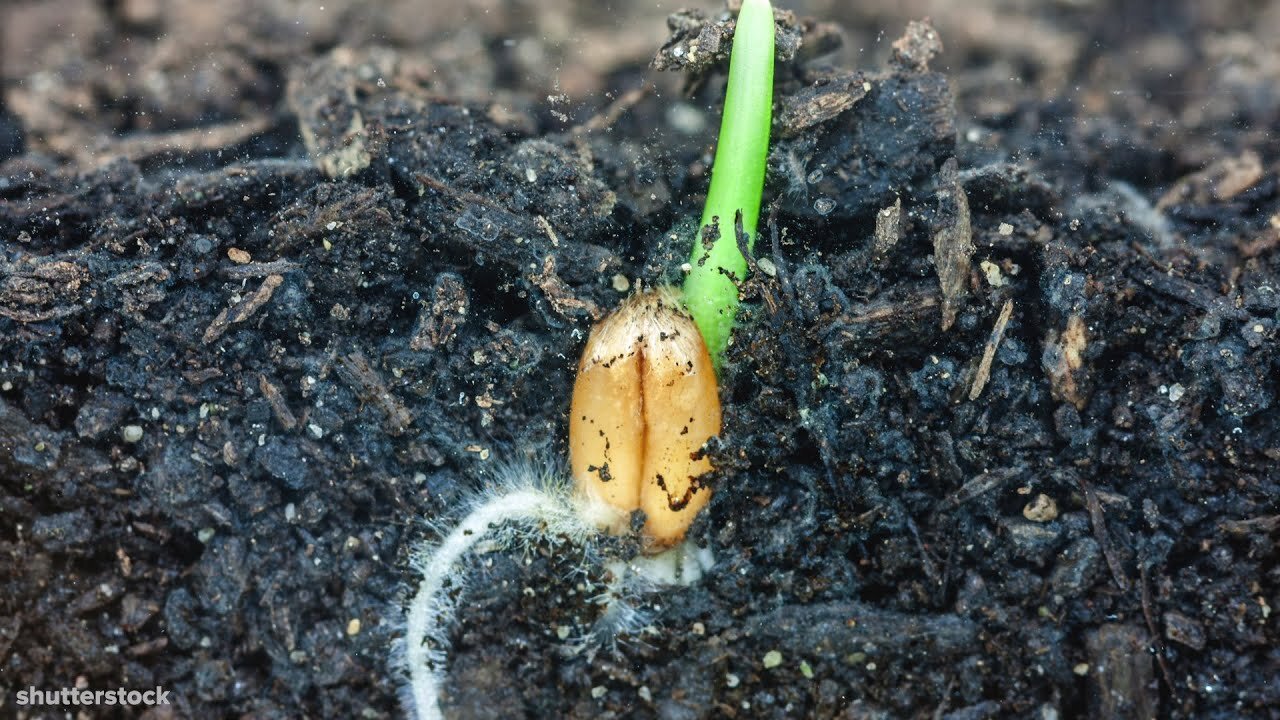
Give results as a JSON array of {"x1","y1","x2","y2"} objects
[
  {"x1": 398, "y1": 464, "x2": 597, "y2": 720},
  {"x1": 395, "y1": 461, "x2": 714, "y2": 720}
]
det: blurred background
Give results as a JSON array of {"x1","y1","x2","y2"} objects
[{"x1": 3, "y1": 0, "x2": 1278, "y2": 166}]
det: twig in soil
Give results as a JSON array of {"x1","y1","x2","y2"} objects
[
  {"x1": 1076, "y1": 476, "x2": 1130, "y2": 591},
  {"x1": 222, "y1": 259, "x2": 300, "y2": 280},
  {"x1": 571, "y1": 83, "x2": 653, "y2": 135},
  {"x1": 258, "y1": 374, "x2": 298, "y2": 431},
  {"x1": 1140, "y1": 563, "x2": 1179, "y2": 706},
  {"x1": 71, "y1": 116, "x2": 275, "y2": 168},
  {"x1": 1220, "y1": 514, "x2": 1280, "y2": 535},
  {"x1": 935, "y1": 467, "x2": 1020, "y2": 512},
  {"x1": 968, "y1": 298, "x2": 1014, "y2": 400},
  {"x1": 202, "y1": 273, "x2": 283, "y2": 343}
]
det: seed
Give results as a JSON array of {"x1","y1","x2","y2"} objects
[{"x1": 569, "y1": 288, "x2": 721, "y2": 548}]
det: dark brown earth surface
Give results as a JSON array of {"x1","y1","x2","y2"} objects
[{"x1": 1, "y1": 1, "x2": 1277, "y2": 718}]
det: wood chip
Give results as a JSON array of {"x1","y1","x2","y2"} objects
[
  {"x1": 529, "y1": 255, "x2": 598, "y2": 321},
  {"x1": 1044, "y1": 314, "x2": 1089, "y2": 409},
  {"x1": 777, "y1": 70, "x2": 869, "y2": 138},
  {"x1": 0, "y1": 258, "x2": 90, "y2": 323},
  {"x1": 932, "y1": 158, "x2": 974, "y2": 331},
  {"x1": 872, "y1": 198, "x2": 902, "y2": 263},
  {"x1": 1085, "y1": 625, "x2": 1157, "y2": 720},
  {"x1": 410, "y1": 273, "x2": 469, "y2": 352}
]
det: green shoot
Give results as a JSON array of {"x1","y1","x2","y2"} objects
[{"x1": 682, "y1": 0, "x2": 774, "y2": 367}]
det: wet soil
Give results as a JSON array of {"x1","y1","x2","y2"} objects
[{"x1": 1, "y1": 1, "x2": 1277, "y2": 718}]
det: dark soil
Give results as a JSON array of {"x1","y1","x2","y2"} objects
[{"x1": 2, "y1": 1, "x2": 1278, "y2": 718}]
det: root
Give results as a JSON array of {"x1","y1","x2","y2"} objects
[{"x1": 396, "y1": 462, "x2": 713, "y2": 720}]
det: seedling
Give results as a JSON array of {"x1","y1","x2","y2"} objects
[
  {"x1": 399, "y1": 3, "x2": 774, "y2": 718},
  {"x1": 683, "y1": 0, "x2": 775, "y2": 366}
]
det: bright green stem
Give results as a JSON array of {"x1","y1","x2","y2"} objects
[{"x1": 683, "y1": 0, "x2": 774, "y2": 368}]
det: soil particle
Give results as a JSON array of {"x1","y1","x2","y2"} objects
[{"x1": 2, "y1": 1, "x2": 1279, "y2": 718}]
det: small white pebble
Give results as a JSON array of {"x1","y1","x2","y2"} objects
[
  {"x1": 285, "y1": 503, "x2": 297, "y2": 522},
  {"x1": 122, "y1": 425, "x2": 144, "y2": 443},
  {"x1": 998, "y1": 222, "x2": 1014, "y2": 236},
  {"x1": 725, "y1": 673, "x2": 740, "y2": 688},
  {"x1": 757, "y1": 257, "x2": 777, "y2": 277},
  {"x1": 308, "y1": 423, "x2": 324, "y2": 439},
  {"x1": 525, "y1": 168, "x2": 537, "y2": 183},
  {"x1": 1167, "y1": 383, "x2": 1185, "y2": 403},
  {"x1": 1023, "y1": 494, "x2": 1059, "y2": 523},
  {"x1": 591, "y1": 686, "x2": 607, "y2": 699},
  {"x1": 763, "y1": 650, "x2": 783, "y2": 669},
  {"x1": 1073, "y1": 663, "x2": 1090, "y2": 676},
  {"x1": 638, "y1": 686, "x2": 652, "y2": 702},
  {"x1": 346, "y1": 618, "x2": 361, "y2": 636},
  {"x1": 611, "y1": 274, "x2": 631, "y2": 292},
  {"x1": 556, "y1": 625, "x2": 571, "y2": 640},
  {"x1": 980, "y1": 260, "x2": 1007, "y2": 288},
  {"x1": 197, "y1": 528, "x2": 215, "y2": 543}
]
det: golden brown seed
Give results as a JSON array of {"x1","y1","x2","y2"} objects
[{"x1": 569, "y1": 288, "x2": 721, "y2": 549}]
